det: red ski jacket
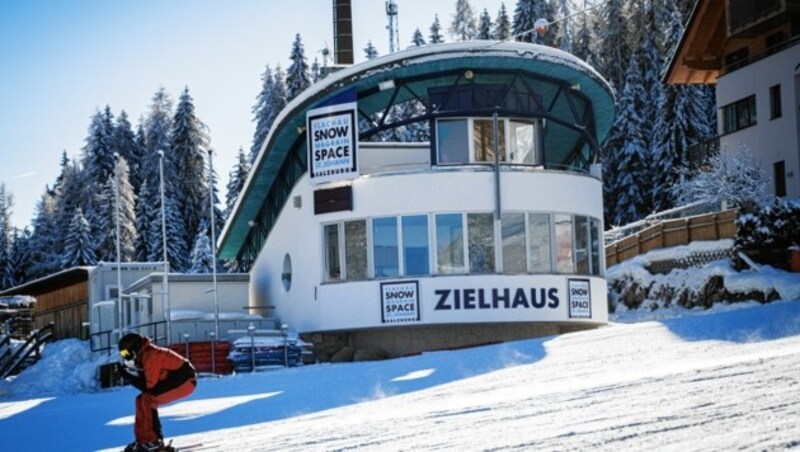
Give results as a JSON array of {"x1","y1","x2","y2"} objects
[{"x1": 136, "y1": 337, "x2": 196, "y2": 394}]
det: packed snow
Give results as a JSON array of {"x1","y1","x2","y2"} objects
[{"x1": 1, "y1": 251, "x2": 800, "y2": 451}]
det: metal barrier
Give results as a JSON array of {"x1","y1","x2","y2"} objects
[{"x1": 0, "y1": 322, "x2": 55, "y2": 378}]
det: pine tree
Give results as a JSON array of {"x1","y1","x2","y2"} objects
[
  {"x1": 95, "y1": 157, "x2": 137, "y2": 262},
  {"x1": 364, "y1": 40, "x2": 379, "y2": 59},
  {"x1": 603, "y1": 52, "x2": 649, "y2": 225},
  {"x1": 135, "y1": 88, "x2": 174, "y2": 263},
  {"x1": 286, "y1": 34, "x2": 311, "y2": 101},
  {"x1": 555, "y1": 0, "x2": 572, "y2": 52},
  {"x1": 512, "y1": 0, "x2": 545, "y2": 44},
  {"x1": 225, "y1": 148, "x2": 251, "y2": 219},
  {"x1": 572, "y1": 3, "x2": 594, "y2": 63},
  {"x1": 593, "y1": 0, "x2": 631, "y2": 93},
  {"x1": 189, "y1": 225, "x2": 215, "y2": 274},
  {"x1": 429, "y1": 15, "x2": 445, "y2": 43},
  {"x1": 411, "y1": 28, "x2": 426, "y2": 47},
  {"x1": 0, "y1": 184, "x2": 13, "y2": 289},
  {"x1": 310, "y1": 57, "x2": 321, "y2": 83},
  {"x1": 171, "y1": 86, "x2": 210, "y2": 258},
  {"x1": 250, "y1": 65, "x2": 288, "y2": 164},
  {"x1": 494, "y1": 3, "x2": 511, "y2": 40},
  {"x1": 61, "y1": 207, "x2": 97, "y2": 267},
  {"x1": 28, "y1": 191, "x2": 61, "y2": 278},
  {"x1": 82, "y1": 106, "x2": 117, "y2": 195},
  {"x1": 477, "y1": 8, "x2": 494, "y2": 40},
  {"x1": 113, "y1": 110, "x2": 144, "y2": 195},
  {"x1": 7, "y1": 228, "x2": 32, "y2": 287},
  {"x1": 450, "y1": 0, "x2": 478, "y2": 41}
]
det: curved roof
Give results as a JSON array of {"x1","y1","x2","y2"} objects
[{"x1": 219, "y1": 41, "x2": 615, "y2": 261}]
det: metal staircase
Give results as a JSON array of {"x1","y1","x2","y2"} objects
[{"x1": 0, "y1": 323, "x2": 55, "y2": 379}]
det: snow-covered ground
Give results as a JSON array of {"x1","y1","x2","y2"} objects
[{"x1": 2, "y1": 251, "x2": 800, "y2": 451}]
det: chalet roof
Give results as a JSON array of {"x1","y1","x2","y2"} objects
[{"x1": 665, "y1": 0, "x2": 727, "y2": 85}]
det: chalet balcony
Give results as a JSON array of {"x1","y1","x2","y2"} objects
[{"x1": 727, "y1": 0, "x2": 800, "y2": 37}]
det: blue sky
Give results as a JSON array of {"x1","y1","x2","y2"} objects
[{"x1": 0, "y1": 0, "x2": 507, "y2": 228}]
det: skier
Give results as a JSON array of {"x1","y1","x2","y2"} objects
[{"x1": 117, "y1": 332, "x2": 197, "y2": 452}]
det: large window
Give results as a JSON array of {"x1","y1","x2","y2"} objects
[
  {"x1": 402, "y1": 215, "x2": 430, "y2": 276},
  {"x1": 554, "y1": 214, "x2": 574, "y2": 273},
  {"x1": 323, "y1": 224, "x2": 341, "y2": 282},
  {"x1": 437, "y1": 118, "x2": 541, "y2": 165},
  {"x1": 437, "y1": 119, "x2": 470, "y2": 164},
  {"x1": 436, "y1": 213, "x2": 465, "y2": 274},
  {"x1": 373, "y1": 217, "x2": 399, "y2": 278},
  {"x1": 528, "y1": 213, "x2": 552, "y2": 273},
  {"x1": 502, "y1": 212, "x2": 526, "y2": 273},
  {"x1": 322, "y1": 212, "x2": 603, "y2": 282},
  {"x1": 468, "y1": 213, "x2": 496, "y2": 273},
  {"x1": 722, "y1": 95, "x2": 756, "y2": 134},
  {"x1": 345, "y1": 220, "x2": 367, "y2": 280},
  {"x1": 473, "y1": 119, "x2": 506, "y2": 162}
]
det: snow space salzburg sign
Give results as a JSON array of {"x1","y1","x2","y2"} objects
[
  {"x1": 306, "y1": 101, "x2": 359, "y2": 184},
  {"x1": 380, "y1": 281, "x2": 421, "y2": 324}
]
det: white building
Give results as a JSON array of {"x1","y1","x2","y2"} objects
[
  {"x1": 219, "y1": 42, "x2": 616, "y2": 358},
  {"x1": 666, "y1": 0, "x2": 800, "y2": 198}
]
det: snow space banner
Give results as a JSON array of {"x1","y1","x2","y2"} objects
[
  {"x1": 306, "y1": 102, "x2": 358, "y2": 185},
  {"x1": 380, "y1": 281, "x2": 421, "y2": 324}
]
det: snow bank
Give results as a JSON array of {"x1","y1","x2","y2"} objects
[{"x1": 0, "y1": 339, "x2": 112, "y2": 398}]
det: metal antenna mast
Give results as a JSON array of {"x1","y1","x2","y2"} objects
[{"x1": 386, "y1": 0, "x2": 399, "y2": 53}]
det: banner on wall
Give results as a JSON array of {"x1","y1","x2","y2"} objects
[
  {"x1": 567, "y1": 278, "x2": 592, "y2": 319},
  {"x1": 306, "y1": 101, "x2": 358, "y2": 185},
  {"x1": 380, "y1": 281, "x2": 421, "y2": 324}
]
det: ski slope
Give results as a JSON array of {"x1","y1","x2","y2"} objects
[{"x1": 2, "y1": 300, "x2": 799, "y2": 451}]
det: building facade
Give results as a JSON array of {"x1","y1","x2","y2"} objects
[
  {"x1": 666, "y1": 0, "x2": 800, "y2": 198},
  {"x1": 219, "y1": 42, "x2": 616, "y2": 357}
]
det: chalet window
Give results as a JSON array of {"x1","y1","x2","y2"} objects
[
  {"x1": 402, "y1": 215, "x2": 430, "y2": 276},
  {"x1": 372, "y1": 217, "x2": 399, "y2": 278},
  {"x1": 722, "y1": 95, "x2": 756, "y2": 134},
  {"x1": 770, "y1": 85, "x2": 782, "y2": 119},
  {"x1": 774, "y1": 161, "x2": 787, "y2": 197}
]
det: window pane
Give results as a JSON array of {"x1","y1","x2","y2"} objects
[
  {"x1": 528, "y1": 213, "x2": 552, "y2": 272},
  {"x1": 437, "y1": 119, "x2": 470, "y2": 164},
  {"x1": 323, "y1": 224, "x2": 341, "y2": 281},
  {"x1": 501, "y1": 212, "x2": 526, "y2": 273},
  {"x1": 509, "y1": 121, "x2": 535, "y2": 164},
  {"x1": 473, "y1": 119, "x2": 506, "y2": 162},
  {"x1": 574, "y1": 216, "x2": 590, "y2": 274},
  {"x1": 555, "y1": 214, "x2": 574, "y2": 273},
  {"x1": 402, "y1": 215, "x2": 430, "y2": 276},
  {"x1": 590, "y1": 218, "x2": 603, "y2": 276},
  {"x1": 468, "y1": 213, "x2": 495, "y2": 273},
  {"x1": 436, "y1": 214, "x2": 465, "y2": 274},
  {"x1": 345, "y1": 220, "x2": 367, "y2": 280},
  {"x1": 373, "y1": 217, "x2": 399, "y2": 278}
]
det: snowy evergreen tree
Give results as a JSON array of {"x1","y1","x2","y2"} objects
[
  {"x1": 593, "y1": 0, "x2": 631, "y2": 93},
  {"x1": 310, "y1": 57, "x2": 321, "y2": 83},
  {"x1": 555, "y1": 0, "x2": 572, "y2": 53},
  {"x1": 364, "y1": 40, "x2": 379, "y2": 59},
  {"x1": 430, "y1": 15, "x2": 445, "y2": 43},
  {"x1": 225, "y1": 147, "x2": 251, "y2": 219},
  {"x1": 135, "y1": 88, "x2": 175, "y2": 263},
  {"x1": 0, "y1": 184, "x2": 13, "y2": 289},
  {"x1": 61, "y1": 207, "x2": 97, "y2": 267},
  {"x1": 95, "y1": 157, "x2": 137, "y2": 263},
  {"x1": 113, "y1": 110, "x2": 144, "y2": 195},
  {"x1": 285, "y1": 34, "x2": 311, "y2": 101},
  {"x1": 450, "y1": 0, "x2": 478, "y2": 41},
  {"x1": 411, "y1": 28, "x2": 426, "y2": 47},
  {"x1": 512, "y1": 0, "x2": 557, "y2": 45},
  {"x1": 82, "y1": 106, "x2": 117, "y2": 196},
  {"x1": 28, "y1": 191, "x2": 61, "y2": 278},
  {"x1": 572, "y1": 2, "x2": 594, "y2": 63},
  {"x1": 250, "y1": 65, "x2": 287, "y2": 164},
  {"x1": 672, "y1": 145, "x2": 770, "y2": 210},
  {"x1": 494, "y1": 3, "x2": 511, "y2": 40},
  {"x1": 614, "y1": 51, "x2": 650, "y2": 224},
  {"x1": 188, "y1": 226, "x2": 215, "y2": 274},
  {"x1": 147, "y1": 186, "x2": 188, "y2": 271},
  {"x1": 6, "y1": 228, "x2": 32, "y2": 287},
  {"x1": 477, "y1": 8, "x2": 494, "y2": 40},
  {"x1": 171, "y1": 86, "x2": 210, "y2": 258}
]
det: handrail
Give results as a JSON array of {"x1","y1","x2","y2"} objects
[
  {"x1": 0, "y1": 322, "x2": 55, "y2": 379},
  {"x1": 89, "y1": 320, "x2": 167, "y2": 356},
  {"x1": 0, "y1": 333, "x2": 11, "y2": 370}
]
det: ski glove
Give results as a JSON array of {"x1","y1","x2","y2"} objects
[{"x1": 116, "y1": 362, "x2": 147, "y2": 392}]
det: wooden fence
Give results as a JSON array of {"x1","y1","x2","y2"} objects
[{"x1": 605, "y1": 210, "x2": 738, "y2": 267}]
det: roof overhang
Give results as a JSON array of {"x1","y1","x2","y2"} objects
[{"x1": 665, "y1": 0, "x2": 727, "y2": 84}]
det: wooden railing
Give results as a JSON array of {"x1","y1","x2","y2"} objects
[{"x1": 605, "y1": 210, "x2": 738, "y2": 267}]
